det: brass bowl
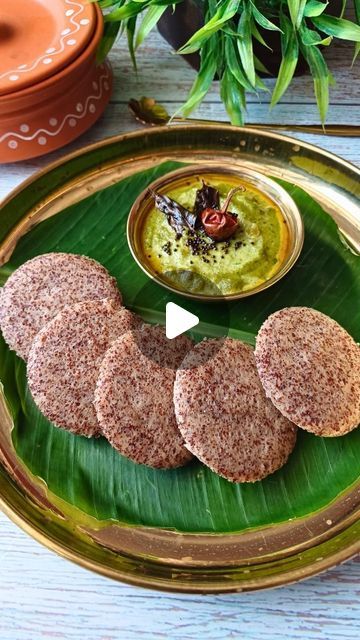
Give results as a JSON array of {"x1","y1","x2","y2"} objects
[{"x1": 127, "y1": 165, "x2": 304, "y2": 301}]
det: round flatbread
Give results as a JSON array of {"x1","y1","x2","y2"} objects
[
  {"x1": 27, "y1": 299, "x2": 140, "y2": 437},
  {"x1": 255, "y1": 307, "x2": 360, "y2": 436},
  {"x1": 174, "y1": 338, "x2": 297, "y2": 483},
  {"x1": 95, "y1": 325, "x2": 193, "y2": 468},
  {"x1": 0, "y1": 253, "x2": 121, "y2": 360}
]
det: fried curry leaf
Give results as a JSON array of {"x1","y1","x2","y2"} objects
[
  {"x1": 194, "y1": 182, "x2": 220, "y2": 216},
  {"x1": 151, "y1": 191, "x2": 197, "y2": 238}
]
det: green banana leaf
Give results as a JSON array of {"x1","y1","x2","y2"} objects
[{"x1": 0, "y1": 161, "x2": 359, "y2": 534}]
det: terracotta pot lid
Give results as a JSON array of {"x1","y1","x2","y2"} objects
[{"x1": 0, "y1": 0, "x2": 97, "y2": 96}]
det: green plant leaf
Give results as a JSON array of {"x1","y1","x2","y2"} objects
[
  {"x1": 207, "y1": 0, "x2": 218, "y2": 13},
  {"x1": 251, "y1": 20, "x2": 272, "y2": 49},
  {"x1": 300, "y1": 24, "x2": 332, "y2": 46},
  {"x1": 181, "y1": 37, "x2": 218, "y2": 116},
  {"x1": 352, "y1": 0, "x2": 360, "y2": 63},
  {"x1": 312, "y1": 15, "x2": 360, "y2": 41},
  {"x1": 215, "y1": 28, "x2": 226, "y2": 78},
  {"x1": 1, "y1": 161, "x2": 359, "y2": 533},
  {"x1": 237, "y1": 1, "x2": 256, "y2": 87},
  {"x1": 300, "y1": 42, "x2": 329, "y2": 124},
  {"x1": 297, "y1": 0, "x2": 308, "y2": 29},
  {"x1": 254, "y1": 54, "x2": 271, "y2": 74},
  {"x1": 135, "y1": 5, "x2": 167, "y2": 48},
  {"x1": 271, "y1": 14, "x2": 299, "y2": 107},
  {"x1": 104, "y1": 1, "x2": 150, "y2": 21},
  {"x1": 354, "y1": 42, "x2": 360, "y2": 65},
  {"x1": 224, "y1": 35, "x2": 257, "y2": 93},
  {"x1": 287, "y1": 0, "x2": 300, "y2": 27},
  {"x1": 220, "y1": 68, "x2": 245, "y2": 125},
  {"x1": 254, "y1": 72, "x2": 269, "y2": 92},
  {"x1": 250, "y1": 2, "x2": 282, "y2": 31},
  {"x1": 96, "y1": 20, "x2": 121, "y2": 63},
  {"x1": 96, "y1": 0, "x2": 123, "y2": 8},
  {"x1": 287, "y1": 0, "x2": 308, "y2": 29},
  {"x1": 177, "y1": 0, "x2": 241, "y2": 55},
  {"x1": 340, "y1": 0, "x2": 348, "y2": 19},
  {"x1": 221, "y1": 25, "x2": 241, "y2": 37},
  {"x1": 303, "y1": 1, "x2": 328, "y2": 17},
  {"x1": 126, "y1": 16, "x2": 138, "y2": 70}
]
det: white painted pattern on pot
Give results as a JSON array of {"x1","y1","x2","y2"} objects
[
  {"x1": 0, "y1": 64, "x2": 112, "y2": 150},
  {"x1": 0, "y1": 1, "x2": 89, "y2": 85}
]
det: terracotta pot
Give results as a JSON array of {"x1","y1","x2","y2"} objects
[
  {"x1": 0, "y1": 1, "x2": 113, "y2": 163},
  {"x1": 158, "y1": 0, "x2": 344, "y2": 77},
  {"x1": 0, "y1": 0, "x2": 97, "y2": 95}
]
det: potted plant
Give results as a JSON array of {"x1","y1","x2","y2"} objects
[{"x1": 96, "y1": 1, "x2": 360, "y2": 124}]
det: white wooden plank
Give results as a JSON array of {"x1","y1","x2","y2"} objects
[
  {"x1": 109, "y1": 29, "x2": 360, "y2": 108},
  {"x1": 0, "y1": 100, "x2": 359, "y2": 203},
  {"x1": 1, "y1": 514, "x2": 360, "y2": 640}
]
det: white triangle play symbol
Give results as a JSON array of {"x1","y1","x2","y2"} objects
[{"x1": 165, "y1": 302, "x2": 199, "y2": 340}]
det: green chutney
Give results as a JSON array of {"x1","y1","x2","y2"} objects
[{"x1": 141, "y1": 174, "x2": 289, "y2": 296}]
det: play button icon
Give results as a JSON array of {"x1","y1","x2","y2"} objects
[
  {"x1": 130, "y1": 269, "x2": 230, "y2": 367},
  {"x1": 165, "y1": 302, "x2": 199, "y2": 339}
]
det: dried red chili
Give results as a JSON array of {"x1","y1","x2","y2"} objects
[{"x1": 200, "y1": 186, "x2": 245, "y2": 241}]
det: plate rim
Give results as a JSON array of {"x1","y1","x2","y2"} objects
[
  {"x1": 1, "y1": 124, "x2": 360, "y2": 210},
  {"x1": 1, "y1": 486, "x2": 359, "y2": 593}
]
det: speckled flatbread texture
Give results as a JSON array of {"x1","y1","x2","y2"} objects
[
  {"x1": 255, "y1": 307, "x2": 360, "y2": 436},
  {"x1": 0, "y1": 253, "x2": 121, "y2": 360},
  {"x1": 174, "y1": 338, "x2": 297, "y2": 483},
  {"x1": 27, "y1": 299, "x2": 140, "y2": 437},
  {"x1": 94, "y1": 325, "x2": 193, "y2": 468}
]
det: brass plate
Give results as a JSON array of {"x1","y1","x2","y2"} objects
[{"x1": 0, "y1": 125, "x2": 359, "y2": 593}]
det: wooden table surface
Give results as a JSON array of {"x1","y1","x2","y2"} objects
[{"x1": 0, "y1": 27, "x2": 359, "y2": 640}]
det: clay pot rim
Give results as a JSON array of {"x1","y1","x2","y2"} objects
[
  {"x1": 0, "y1": 0, "x2": 97, "y2": 97},
  {"x1": 0, "y1": 4, "x2": 103, "y2": 105}
]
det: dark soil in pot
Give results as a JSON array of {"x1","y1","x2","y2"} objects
[{"x1": 158, "y1": 0, "x2": 344, "y2": 77}]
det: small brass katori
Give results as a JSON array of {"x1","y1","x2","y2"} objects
[{"x1": 127, "y1": 164, "x2": 304, "y2": 302}]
